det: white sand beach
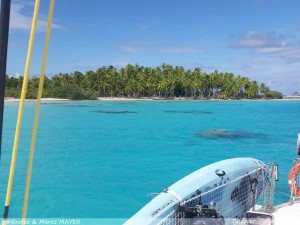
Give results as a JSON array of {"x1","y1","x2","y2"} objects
[
  {"x1": 97, "y1": 97, "x2": 198, "y2": 101},
  {"x1": 4, "y1": 97, "x2": 300, "y2": 102},
  {"x1": 4, "y1": 97, "x2": 69, "y2": 103},
  {"x1": 96, "y1": 97, "x2": 300, "y2": 101},
  {"x1": 97, "y1": 97, "x2": 156, "y2": 101}
]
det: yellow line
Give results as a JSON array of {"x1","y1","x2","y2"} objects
[
  {"x1": 22, "y1": 0, "x2": 56, "y2": 222},
  {"x1": 2, "y1": 0, "x2": 41, "y2": 223}
]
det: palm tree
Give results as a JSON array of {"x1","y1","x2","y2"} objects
[
  {"x1": 259, "y1": 83, "x2": 270, "y2": 98},
  {"x1": 5, "y1": 64, "x2": 274, "y2": 100}
]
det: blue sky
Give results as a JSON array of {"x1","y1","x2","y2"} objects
[{"x1": 5, "y1": 0, "x2": 300, "y2": 94}]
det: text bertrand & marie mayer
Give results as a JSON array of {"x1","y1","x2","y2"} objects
[{"x1": 6, "y1": 219, "x2": 80, "y2": 225}]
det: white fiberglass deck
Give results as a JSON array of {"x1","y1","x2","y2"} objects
[{"x1": 272, "y1": 201, "x2": 300, "y2": 225}]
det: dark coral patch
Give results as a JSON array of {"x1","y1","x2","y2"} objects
[{"x1": 196, "y1": 129, "x2": 255, "y2": 140}]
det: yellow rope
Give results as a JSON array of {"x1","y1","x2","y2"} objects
[
  {"x1": 2, "y1": 1, "x2": 40, "y2": 224},
  {"x1": 22, "y1": 0, "x2": 56, "y2": 222}
]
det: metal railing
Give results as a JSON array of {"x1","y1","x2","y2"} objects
[{"x1": 157, "y1": 163, "x2": 276, "y2": 225}]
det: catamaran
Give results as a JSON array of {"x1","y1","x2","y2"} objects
[
  {"x1": 124, "y1": 157, "x2": 275, "y2": 225},
  {"x1": 124, "y1": 136, "x2": 300, "y2": 225},
  {"x1": 0, "y1": 1, "x2": 299, "y2": 225}
]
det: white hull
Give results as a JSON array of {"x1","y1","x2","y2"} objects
[{"x1": 125, "y1": 157, "x2": 266, "y2": 225}]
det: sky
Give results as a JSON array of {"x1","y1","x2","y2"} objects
[{"x1": 3, "y1": 0, "x2": 300, "y2": 94}]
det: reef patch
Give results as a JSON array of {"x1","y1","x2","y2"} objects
[{"x1": 196, "y1": 129, "x2": 256, "y2": 140}]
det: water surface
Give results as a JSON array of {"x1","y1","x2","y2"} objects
[{"x1": 0, "y1": 100, "x2": 299, "y2": 222}]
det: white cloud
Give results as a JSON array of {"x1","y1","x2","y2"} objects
[
  {"x1": 227, "y1": 30, "x2": 300, "y2": 94},
  {"x1": 14, "y1": 72, "x2": 22, "y2": 77},
  {"x1": 227, "y1": 29, "x2": 300, "y2": 93},
  {"x1": 160, "y1": 46, "x2": 201, "y2": 54},
  {"x1": 118, "y1": 42, "x2": 201, "y2": 55},
  {"x1": 119, "y1": 46, "x2": 142, "y2": 54},
  {"x1": 230, "y1": 30, "x2": 300, "y2": 63},
  {"x1": 256, "y1": 47, "x2": 285, "y2": 54},
  {"x1": 257, "y1": 46, "x2": 300, "y2": 61},
  {"x1": 230, "y1": 31, "x2": 286, "y2": 49},
  {"x1": 227, "y1": 53, "x2": 300, "y2": 94},
  {"x1": 10, "y1": 2, "x2": 62, "y2": 32},
  {"x1": 138, "y1": 19, "x2": 162, "y2": 32}
]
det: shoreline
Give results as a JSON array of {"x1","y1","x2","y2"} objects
[
  {"x1": 4, "y1": 97, "x2": 300, "y2": 102},
  {"x1": 4, "y1": 97, "x2": 69, "y2": 103}
]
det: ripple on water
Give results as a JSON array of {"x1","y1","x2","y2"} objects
[
  {"x1": 93, "y1": 110, "x2": 137, "y2": 114},
  {"x1": 55, "y1": 105, "x2": 92, "y2": 108},
  {"x1": 216, "y1": 103, "x2": 243, "y2": 106},
  {"x1": 111, "y1": 102, "x2": 139, "y2": 105},
  {"x1": 164, "y1": 110, "x2": 212, "y2": 114},
  {"x1": 42, "y1": 102, "x2": 65, "y2": 105}
]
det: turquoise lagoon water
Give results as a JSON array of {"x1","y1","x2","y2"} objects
[{"x1": 0, "y1": 100, "x2": 299, "y2": 221}]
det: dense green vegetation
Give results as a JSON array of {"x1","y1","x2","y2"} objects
[
  {"x1": 5, "y1": 64, "x2": 282, "y2": 100},
  {"x1": 265, "y1": 91, "x2": 283, "y2": 99}
]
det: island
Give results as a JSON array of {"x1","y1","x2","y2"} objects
[{"x1": 4, "y1": 64, "x2": 283, "y2": 100}]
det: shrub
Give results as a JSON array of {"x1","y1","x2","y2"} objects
[
  {"x1": 265, "y1": 91, "x2": 283, "y2": 99},
  {"x1": 51, "y1": 85, "x2": 97, "y2": 100}
]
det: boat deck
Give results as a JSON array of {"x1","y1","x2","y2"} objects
[{"x1": 272, "y1": 201, "x2": 300, "y2": 225}]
